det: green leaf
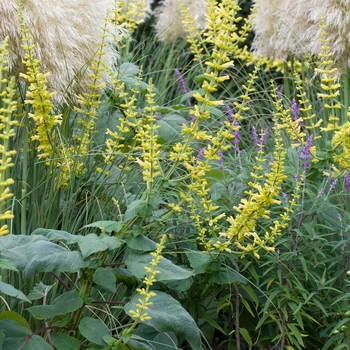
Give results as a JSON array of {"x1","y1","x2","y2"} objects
[
  {"x1": 50, "y1": 333, "x2": 81, "y2": 350},
  {"x1": 82, "y1": 221, "x2": 123, "y2": 234},
  {"x1": 0, "y1": 281, "x2": 30, "y2": 302},
  {"x1": 156, "y1": 114, "x2": 188, "y2": 143},
  {"x1": 31, "y1": 229, "x2": 78, "y2": 245},
  {"x1": 78, "y1": 317, "x2": 110, "y2": 346},
  {"x1": 125, "y1": 251, "x2": 194, "y2": 282},
  {"x1": 0, "y1": 311, "x2": 31, "y2": 330},
  {"x1": 124, "y1": 200, "x2": 153, "y2": 222},
  {"x1": 198, "y1": 309, "x2": 226, "y2": 335},
  {"x1": 0, "y1": 236, "x2": 85, "y2": 278},
  {"x1": 27, "y1": 282, "x2": 53, "y2": 301},
  {"x1": 125, "y1": 291, "x2": 200, "y2": 349},
  {"x1": 77, "y1": 234, "x2": 122, "y2": 258},
  {"x1": 0, "y1": 320, "x2": 53, "y2": 350},
  {"x1": 93, "y1": 267, "x2": 116, "y2": 292},
  {"x1": 0, "y1": 258, "x2": 17, "y2": 271},
  {"x1": 239, "y1": 328, "x2": 252, "y2": 346},
  {"x1": 129, "y1": 324, "x2": 178, "y2": 350},
  {"x1": 185, "y1": 250, "x2": 212, "y2": 274},
  {"x1": 26, "y1": 289, "x2": 83, "y2": 320},
  {"x1": 127, "y1": 234, "x2": 157, "y2": 251},
  {"x1": 118, "y1": 62, "x2": 139, "y2": 78},
  {"x1": 212, "y1": 267, "x2": 247, "y2": 285},
  {"x1": 286, "y1": 324, "x2": 305, "y2": 346},
  {"x1": 113, "y1": 268, "x2": 140, "y2": 287}
]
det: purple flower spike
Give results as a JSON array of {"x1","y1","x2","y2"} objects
[
  {"x1": 261, "y1": 128, "x2": 269, "y2": 147},
  {"x1": 175, "y1": 68, "x2": 188, "y2": 94},
  {"x1": 278, "y1": 85, "x2": 284, "y2": 99},
  {"x1": 196, "y1": 148, "x2": 205, "y2": 163},
  {"x1": 218, "y1": 149, "x2": 224, "y2": 169},
  {"x1": 345, "y1": 171, "x2": 350, "y2": 199},
  {"x1": 226, "y1": 105, "x2": 234, "y2": 123},
  {"x1": 252, "y1": 126, "x2": 260, "y2": 151},
  {"x1": 291, "y1": 98, "x2": 299, "y2": 120},
  {"x1": 299, "y1": 135, "x2": 313, "y2": 171},
  {"x1": 218, "y1": 149, "x2": 224, "y2": 163},
  {"x1": 233, "y1": 124, "x2": 240, "y2": 151}
]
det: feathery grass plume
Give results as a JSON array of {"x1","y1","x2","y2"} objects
[
  {"x1": 252, "y1": 0, "x2": 350, "y2": 72},
  {"x1": 0, "y1": 38, "x2": 18, "y2": 236},
  {"x1": 154, "y1": 0, "x2": 207, "y2": 43},
  {"x1": 0, "y1": 0, "x2": 119, "y2": 102},
  {"x1": 252, "y1": 0, "x2": 313, "y2": 60},
  {"x1": 305, "y1": 0, "x2": 350, "y2": 71}
]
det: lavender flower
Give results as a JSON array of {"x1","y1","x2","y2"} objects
[
  {"x1": 252, "y1": 126, "x2": 260, "y2": 150},
  {"x1": 233, "y1": 123, "x2": 240, "y2": 151},
  {"x1": 345, "y1": 171, "x2": 350, "y2": 198},
  {"x1": 218, "y1": 149, "x2": 224, "y2": 169},
  {"x1": 282, "y1": 192, "x2": 289, "y2": 203},
  {"x1": 261, "y1": 128, "x2": 269, "y2": 147},
  {"x1": 291, "y1": 98, "x2": 299, "y2": 120},
  {"x1": 298, "y1": 135, "x2": 313, "y2": 171},
  {"x1": 196, "y1": 147, "x2": 206, "y2": 163},
  {"x1": 324, "y1": 178, "x2": 338, "y2": 200},
  {"x1": 328, "y1": 178, "x2": 338, "y2": 193},
  {"x1": 317, "y1": 175, "x2": 331, "y2": 198},
  {"x1": 175, "y1": 68, "x2": 189, "y2": 94},
  {"x1": 226, "y1": 105, "x2": 240, "y2": 150},
  {"x1": 226, "y1": 105, "x2": 234, "y2": 123},
  {"x1": 278, "y1": 85, "x2": 284, "y2": 99},
  {"x1": 252, "y1": 127, "x2": 269, "y2": 152}
]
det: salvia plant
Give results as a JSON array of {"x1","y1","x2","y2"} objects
[{"x1": 0, "y1": 0, "x2": 350, "y2": 349}]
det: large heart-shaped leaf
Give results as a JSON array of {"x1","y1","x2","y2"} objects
[
  {"x1": 125, "y1": 251, "x2": 194, "y2": 282},
  {"x1": 27, "y1": 289, "x2": 83, "y2": 320},
  {"x1": 0, "y1": 236, "x2": 85, "y2": 278},
  {"x1": 77, "y1": 234, "x2": 122, "y2": 258},
  {"x1": 125, "y1": 291, "x2": 200, "y2": 350}
]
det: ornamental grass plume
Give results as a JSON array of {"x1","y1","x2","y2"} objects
[
  {"x1": 0, "y1": 0, "x2": 120, "y2": 101},
  {"x1": 252, "y1": 0, "x2": 350, "y2": 71},
  {"x1": 154, "y1": 0, "x2": 207, "y2": 43},
  {"x1": 251, "y1": 0, "x2": 311, "y2": 60}
]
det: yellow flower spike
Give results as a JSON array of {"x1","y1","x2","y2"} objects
[
  {"x1": 129, "y1": 235, "x2": 166, "y2": 324},
  {"x1": 0, "y1": 38, "x2": 18, "y2": 236}
]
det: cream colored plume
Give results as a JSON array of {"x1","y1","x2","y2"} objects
[
  {"x1": 252, "y1": 0, "x2": 350, "y2": 71},
  {"x1": 0, "y1": 0, "x2": 120, "y2": 101},
  {"x1": 154, "y1": 0, "x2": 207, "y2": 43}
]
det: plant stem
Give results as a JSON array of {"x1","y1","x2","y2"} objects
[{"x1": 21, "y1": 117, "x2": 28, "y2": 235}]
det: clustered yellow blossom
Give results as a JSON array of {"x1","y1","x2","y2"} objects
[
  {"x1": 179, "y1": 1, "x2": 205, "y2": 62},
  {"x1": 129, "y1": 235, "x2": 166, "y2": 323},
  {"x1": 112, "y1": 0, "x2": 149, "y2": 36},
  {"x1": 18, "y1": 7, "x2": 62, "y2": 161},
  {"x1": 332, "y1": 119, "x2": 350, "y2": 172},
  {"x1": 0, "y1": 37, "x2": 18, "y2": 236},
  {"x1": 134, "y1": 79, "x2": 162, "y2": 194},
  {"x1": 315, "y1": 21, "x2": 341, "y2": 133},
  {"x1": 104, "y1": 70, "x2": 143, "y2": 167},
  {"x1": 295, "y1": 73, "x2": 322, "y2": 140},
  {"x1": 218, "y1": 125, "x2": 287, "y2": 258}
]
